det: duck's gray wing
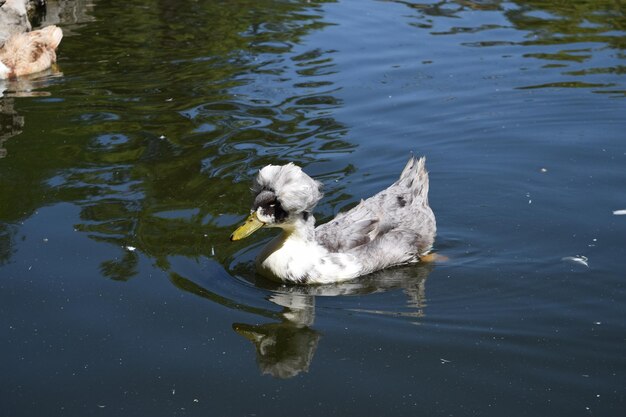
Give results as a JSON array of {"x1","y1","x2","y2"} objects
[
  {"x1": 315, "y1": 157, "x2": 435, "y2": 256},
  {"x1": 315, "y1": 202, "x2": 379, "y2": 252}
]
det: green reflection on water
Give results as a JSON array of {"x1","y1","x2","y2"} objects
[{"x1": 0, "y1": 0, "x2": 354, "y2": 280}]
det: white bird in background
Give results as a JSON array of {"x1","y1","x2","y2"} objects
[{"x1": 0, "y1": 0, "x2": 32, "y2": 45}]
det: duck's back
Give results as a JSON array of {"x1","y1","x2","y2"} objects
[{"x1": 315, "y1": 157, "x2": 435, "y2": 273}]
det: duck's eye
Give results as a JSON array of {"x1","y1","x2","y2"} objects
[{"x1": 260, "y1": 199, "x2": 288, "y2": 223}]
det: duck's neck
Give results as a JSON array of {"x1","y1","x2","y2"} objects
[
  {"x1": 278, "y1": 212, "x2": 316, "y2": 243},
  {"x1": 256, "y1": 211, "x2": 322, "y2": 282}
]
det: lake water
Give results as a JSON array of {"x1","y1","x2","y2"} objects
[{"x1": 1, "y1": 0, "x2": 625, "y2": 415}]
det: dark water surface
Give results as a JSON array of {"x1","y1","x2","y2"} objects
[{"x1": 1, "y1": 0, "x2": 625, "y2": 415}]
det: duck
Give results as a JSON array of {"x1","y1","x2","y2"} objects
[
  {"x1": 0, "y1": 24, "x2": 62, "y2": 79},
  {"x1": 231, "y1": 156, "x2": 436, "y2": 284}
]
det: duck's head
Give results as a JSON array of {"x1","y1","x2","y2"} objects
[{"x1": 231, "y1": 163, "x2": 322, "y2": 241}]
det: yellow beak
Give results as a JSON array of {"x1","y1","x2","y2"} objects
[{"x1": 230, "y1": 211, "x2": 265, "y2": 241}]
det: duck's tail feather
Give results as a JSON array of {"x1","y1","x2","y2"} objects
[{"x1": 399, "y1": 156, "x2": 429, "y2": 204}]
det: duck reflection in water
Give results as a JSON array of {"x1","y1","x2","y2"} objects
[
  {"x1": 233, "y1": 262, "x2": 433, "y2": 379},
  {"x1": 0, "y1": 70, "x2": 62, "y2": 158},
  {"x1": 233, "y1": 292, "x2": 319, "y2": 379},
  {"x1": 0, "y1": 88, "x2": 23, "y2": 158}
]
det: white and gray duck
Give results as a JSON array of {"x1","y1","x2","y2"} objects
[{"x1": 231, "y1": 156, "x2": 437, "y2": 284}]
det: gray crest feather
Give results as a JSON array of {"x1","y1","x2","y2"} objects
[{"x1": 253, "y1": 163, "x2": 323, "y2": 213}]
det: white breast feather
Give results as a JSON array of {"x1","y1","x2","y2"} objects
[{"x1": 256, "y1": 233, "x2": 361, "y2": 284}]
